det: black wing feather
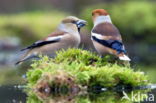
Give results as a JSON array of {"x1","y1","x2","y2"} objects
[
  {"x1": 92, "y1": 36, "x2": 126, "y2": 54},
  {"x1": 21, "y1": 38, "x2": 61, "y2": 51}
]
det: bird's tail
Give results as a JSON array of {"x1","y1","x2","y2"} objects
[
  {"x1": 15, "y1": 61, "x2": 23, "y2": 65},
  {"x1": 15, "y1": 50, "x2": 35, "y2": 65},
  {"x1": 118, "y1": 53, "x2": 131, "y2": 61}
]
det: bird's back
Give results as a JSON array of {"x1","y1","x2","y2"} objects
[{"x1": 92, "y1": 22, "x2": 121, "y2": 40}]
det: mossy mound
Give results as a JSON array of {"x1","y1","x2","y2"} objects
[
  {"x1": 26, "y1": 48, "x2": 150, "y2": 102},
  {"x1": 27, "y1": 48, "x2": 149, "y2": 88}
]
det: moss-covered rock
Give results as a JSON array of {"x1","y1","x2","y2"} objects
[
  {"x1": 27, "y1": 48, "x2": 149, "y2": 88},
  {"x1": 25, "y1": 48, "x2": 150, "y2": 103}
]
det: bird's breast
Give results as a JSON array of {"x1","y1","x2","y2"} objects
[{"x1": 62, "y1": 33, "x2": 81, "y2": 48}]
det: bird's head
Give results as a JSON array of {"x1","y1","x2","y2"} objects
[
  {"x1": 92, "y1": 9, "x2": 111, "y2": 25},
  {"x1": 60, "y1": 16, "x2": 87, "y2": 32}
]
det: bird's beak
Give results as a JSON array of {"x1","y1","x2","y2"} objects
[{"x1": 76, "y1": 19, "x2": 87, "y2": 28}]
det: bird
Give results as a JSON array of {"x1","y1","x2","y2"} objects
[
  {"x1": 16, "y1": 16, "x2": 87, "y2": 65},
  {"x1": 91, "y1": 9, "x2": 131, "y2": 61}
]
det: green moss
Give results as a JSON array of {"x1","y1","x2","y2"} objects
[
  {"x1": 26, "y1": 48, "x2": 149, "y2": 88},
  {"x1": 26, "y1": 93, "x2": 42, "y2": 103},
  {"x1": 25, "y1": 48, "x2": 150, "y2": 103},
  {"x1": 55, "y1": 48, "x2": 115, "y2": 66}
]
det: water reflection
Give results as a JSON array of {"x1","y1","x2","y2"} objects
[
  {"x1": 26, "y1": 85, "x2": 156, "y2": 103},
  {"x1": 0, "y1": 85, "x2": 26, "y2": 103},
  {"x1": 0, "y1": 85, "x2": 155, "y2": 103}
]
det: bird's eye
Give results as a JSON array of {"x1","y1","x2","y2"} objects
[{"x1": 71, "y1": 20, "x2": 77, "y2": 24}]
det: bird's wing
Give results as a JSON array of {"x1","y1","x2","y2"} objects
[
  {"x1": 92, "y1": 22, "x2": 122, "y2": 40},
  {"x1": 21, "y1": 32, "x2": 66, "y2": 51},
  {"x1": 92, "y1": 36, "x2": 126, "y2": 54},
  {"x1": 91, "y1": 23, "x2": 126, "y2": 54}
]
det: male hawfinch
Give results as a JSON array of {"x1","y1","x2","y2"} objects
[
  {"x1": 91, "y1": 9, "x2": 131, "y2": 61},
  {"x1": 16, "y1": 16, "x2": 87, "y2": 65}
]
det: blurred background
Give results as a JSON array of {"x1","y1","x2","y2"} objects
[{"x1": 0, "y1": 0, "x2": 155, "y2": 95}]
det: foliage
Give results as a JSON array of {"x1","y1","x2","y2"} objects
[
  {"x1": 81, "y1": 1, "x2": 156, "y2": 44},
  {"x1": 140, "y1": 65, "x2": 156, "y2": 83},
  {"x1": 0, "y1": 68, "x2": 24, "y2": 85},
  {"x1": 0, "y1": 11, "x2": 67, "y2": 45}
]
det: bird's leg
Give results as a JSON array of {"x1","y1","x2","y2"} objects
[{"x1": 100, "y1": 55, "x2": 104, "y2": 58}]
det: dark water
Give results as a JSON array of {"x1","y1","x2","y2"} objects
[
  {"x1": 0, "y1": 85, "x2": 27, "y2": 103},
  {"x1": 0, "y1": 85, "x2": 156, "y2": 103}
]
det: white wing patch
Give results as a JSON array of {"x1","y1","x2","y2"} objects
[
  {"x1": 46, "y1": 35, "x2": 64, "y2": 41},
  {"x1": 91, "y1": 32, "x2": 103, "y2": 40},
  {"x1": 91, "y1": 32, "x2": 112, "y2": 40}
]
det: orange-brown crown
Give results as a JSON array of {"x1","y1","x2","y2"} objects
[{"x1": 92, "y1": 9, "x2": 109, "y2": 16}]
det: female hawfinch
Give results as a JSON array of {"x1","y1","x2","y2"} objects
[{"x1": 16, "y1": 16, "x2": 87, "y2": 65}]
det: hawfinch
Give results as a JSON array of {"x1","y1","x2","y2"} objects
[
  {"x1": 16, "y1": 16, "x2": 87, "y2": 65},
  {"x1": 91, "y1": 9, "x2": 131, "y2": 61}
]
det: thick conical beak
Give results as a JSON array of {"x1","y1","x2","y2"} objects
[{"x1": 76, "y1": 19, "x2": 87, "y2": 28}]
